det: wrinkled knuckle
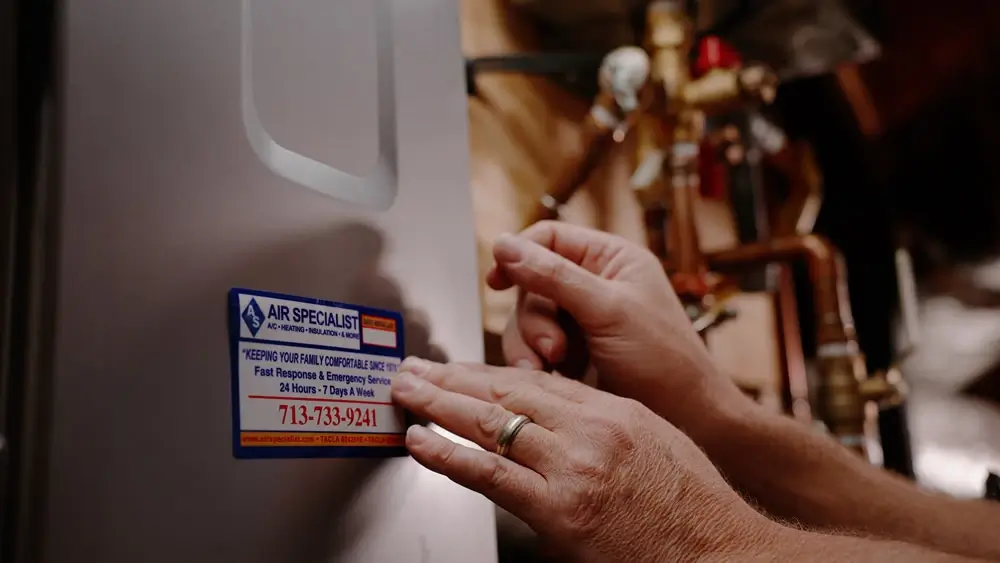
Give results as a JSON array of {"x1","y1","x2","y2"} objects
[
  {"x1": 560, "y1": 484, "x2": 606, "y2": 538},
  {"x1": 533, "y1": 255, "x2": 563, "y2": 285},
  {"x1": 563, "y1": 449, "x2": 607, "y2": 482},
  {"x1": 486, "y1": 378, "x2": 518, "y2": 403},
  {"x1": 417, "y1": 392, "x2": 443, "y2": 417},
  {"x1": 476, "y1": 454, "x2": 508, "y2": 493},
  {"x1": 598, "y1": 404, "x2": 642, "y2": 451},
  {"x1": 429, "y1": 439, "x2": 458, "y2": 466},
  {"x1": 549, "y1": 257, "x2": 573, "y2": 283},
  {"x1": 477, "y1": 403, "x2": 510, "y2": 440}
]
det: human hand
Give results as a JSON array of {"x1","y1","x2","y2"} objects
[
  {"x1": 391, "y1": 358, "x2": 777, "y2": 562},
  {"x1": 489, "y1": 221, "x2": 751, "y2": 439}
]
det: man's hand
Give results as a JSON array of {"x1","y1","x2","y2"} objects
[
  {"x1": 488, "y1": 221, "x2": 751, "y2": 438},
  {"x1": 489, "y1": 221, "x2": 1000, "y2": 561},
  {"x1": 391, "y1": 359, "x2": 778, "y2": 562}
]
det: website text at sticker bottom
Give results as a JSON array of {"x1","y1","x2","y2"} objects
[{"x1": 240, "y1": 432, "x2": 405, "y2": 447}]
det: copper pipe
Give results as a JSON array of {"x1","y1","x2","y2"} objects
[
  {"x1": 522, "y1": 92, "x2": 622, "y2": 227},
  {"x1": 667, "y1": 138, "x2": 704, "y2": 275},
  {"x1": 703, "y1": 235, "x2": 855, "y2": 345},
  {"x1": 835, "y1": 63, "x2": 883, "y2": 138},
  {"x1": 525, "y1": 40, "x2": 655, "y2": 229},
  {"x1": 702, "y1": 235, "x2": 868, "y2": 455},
  {"x1": 632, "y1": 114, "x2": 670, "y2": 260},
  {"x1": 775, "y1": 265, "x2": 812, "y2": 424},
  {"x1": 644, "y1": 205, "x2": 668, "y2": 260},
  {"x1": 768, "y1": 143, "x2": 824, "y2": 237}
]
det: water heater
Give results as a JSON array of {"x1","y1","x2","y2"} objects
[{"x1": 0, "y1": 1, "x2": 498, "y2": 562}]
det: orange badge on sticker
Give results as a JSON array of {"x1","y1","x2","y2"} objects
[{"x1": 361, "y1": 315, "x2": 397, "y2": 348}]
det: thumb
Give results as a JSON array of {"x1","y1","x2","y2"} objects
[{"x1": 493, "y1": 234, "x2": 615, "y2": 327}]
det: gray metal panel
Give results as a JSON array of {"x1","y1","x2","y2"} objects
[{"x1": 44, "y1": 1, "x2": 495, "y2": 562}]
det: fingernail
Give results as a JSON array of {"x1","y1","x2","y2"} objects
[
  {"x1": 394, "y1": 371, "x2": 423, "y2": 393},
  {"x1": 515, "y1": 359, "x2": 536, "y2": 370},
  {"x1": 537, "y1": 337, "x2": 554, "y2": 358},
  {"x1": 494, "y1": 233, "x2": 524, "y2": 265},
  {"x1": 400, "y1": 356, "x2": 431, "y2": 376},
  {"x1": 406, "y1": 425, "x2": 431, "y2": 446}
]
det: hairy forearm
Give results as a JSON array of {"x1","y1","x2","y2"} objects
[
  {"x1": 691, "y1": 518, "x2": 984, "y2": 562},
  {"x1": 758, "y1": 527, "x2": 989, "y2": 562},
  {"x1": 690, "y1": 397, "x2": 1000, "y2": 560}
]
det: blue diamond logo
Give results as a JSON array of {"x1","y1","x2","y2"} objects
[{"x1": 241, "y1": 298, "x2": 266, "y2": 336}]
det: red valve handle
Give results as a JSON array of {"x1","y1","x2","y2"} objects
[{"x1": 693, "y1": 36, "x2": 743, "y2": 77}]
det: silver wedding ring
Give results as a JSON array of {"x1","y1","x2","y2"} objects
[{"x1": 495, "y1": 414, "x2": 532, "y2": 458}]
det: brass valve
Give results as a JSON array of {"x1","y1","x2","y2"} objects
[
  {"x1": 858, "y1": 365, "x2": 908, "y2": 408},
  {"x1": 817, "y1": 351, "x2": 908, "y2": 454},
  {"x1": 681, "y1": 65, "x2": 779, "y2": 114},
  {"x1": 689, "y1": 297, "x2": 739, "y2": 334},
  {"x1": 815, "y1": 347, "x2": 868, "y2": 454}
]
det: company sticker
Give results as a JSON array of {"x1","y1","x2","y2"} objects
[{"x1": 228, "y1": 288, "x2": 407, "y2": 458}]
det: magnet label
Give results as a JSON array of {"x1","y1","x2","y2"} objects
[{"x1": 228, "y1": 288, "x2": 407, "y2": 458}]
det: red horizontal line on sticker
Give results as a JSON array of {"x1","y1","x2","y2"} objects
[{"x1": 247, "y1": 395, "x2": 393, "y2": 406}]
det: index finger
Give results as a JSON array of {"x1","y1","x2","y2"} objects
[{"x1": 401, "y1": 359, "x2": 593, "y2": 421}]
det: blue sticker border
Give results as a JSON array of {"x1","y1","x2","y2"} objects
[{"x1": 228, "y1": 287, "x2": 408, "y2": 459}]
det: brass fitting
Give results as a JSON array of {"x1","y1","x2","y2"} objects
[
  {"x1": 689, "y1": 290, "x2": 740, "y2": 334},
  {"x1": 646, "y1": 1, "x2": 693, "y2": 109},
  {"x1": 816, "y1": 355, "x2": 907, "y2": 455},
  {"x1": 646, "y1": 1, "x2": 690, "y2": 51},
  {"x1": 815, "y1": 344, "x2": 868, "y2": 454},
  {"x1": 682, "y1": 69, "x2": 741, "y2": 111},
  {"x1": 859, "y1": 365, "x2": 908, "y2": 408},
  {"x1": 739, "y1": 65, "x2": 779, "y2": 105},
  {"x1": 681, "y1": 66, "x2": 779, "y2": 115}
]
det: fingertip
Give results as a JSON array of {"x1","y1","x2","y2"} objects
[
  {"x1": 486, "y1": 265, "x2": 514, "y2": 290},
  {"x1": 518, "y1": 296, "x2": 568, "y2": 364},
  {"x1": 493, "y1": 232, "x2": 525, "y2": 266},
  {"x1": 400, "y1": 356, "x2": 431, "y2": 376},
  {"x1": 503, "y1": 346, "x2": 544, "y2": 371},
  {"x1": 406, "y1": 425, "x2": 434, "y2": 448},
  {"x1": 533, "y1": 334, "x2": 566, "y2": 365},
  {"x1": 502, "y1": 323, "x2": 545, "y2": 371},
  {"x1": 536, "y1": 337, "x2": 555, "y2": 360},
  {"x1": 514, "y1": 359, "x2": 540, "y2": 371}
]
